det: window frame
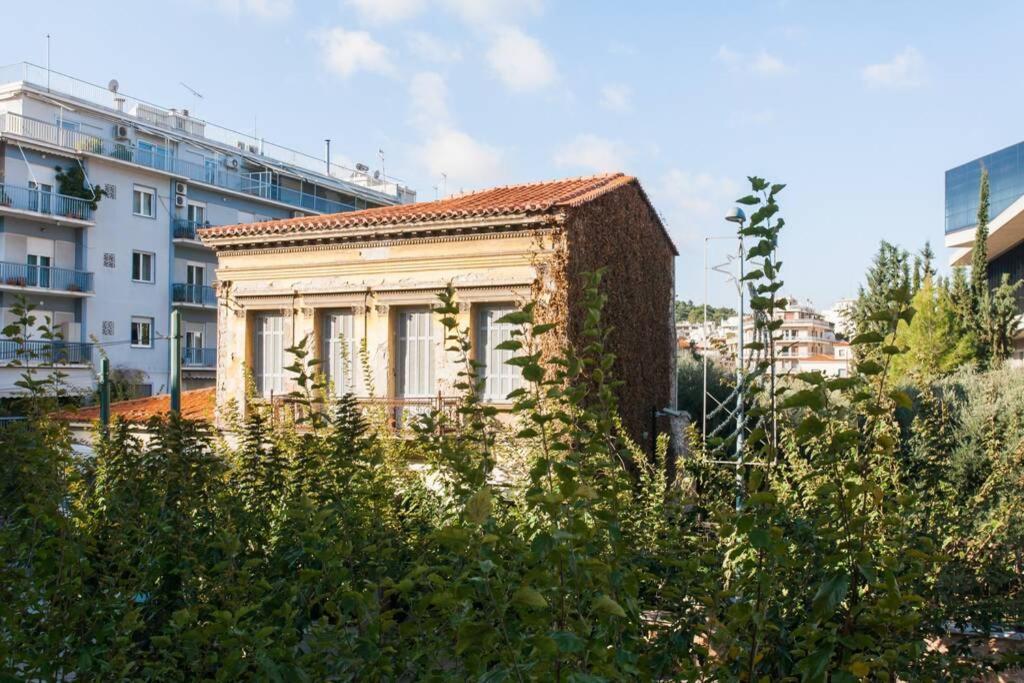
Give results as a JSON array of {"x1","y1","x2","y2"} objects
[
  {"x1": 321, "y1": 309, "x2": 359, "y2": 396},
  {"x1": 253, "y1": 312, "x2": 286, "y2": 397},
  {"x1": 395, "y1": 307, "x2": 435, "y2": 398},
  {"x1": 131, "y1": 250, "x2": 156, "y2": 284},
  {"x1": 130, "y1": 316, "x2": 154, "y2": 349},
  {"x1": 132, "y1": 185, "x2": 156, "y2": 218},
  {"x1": 474, "y1": 303, "x2": 524, "y2": 403}
]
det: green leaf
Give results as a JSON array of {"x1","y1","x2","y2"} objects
[
  {"x1": 856, "y1": 360, "x2": 884, "y2": 376},
  {"x1": 550, "y1": 631, "x2": 585, "y2": 653},
  {"x1": 592, "y1": 594, "x2": 627, "y2": 618},
  {"x1": 512, "y1": 586, "x2": 548, "y2": 609},
  {"x1": 737, "y1": 195, "x2": 761, "y2": 205},
  {"x1": 850, "y1": 331, "x2": 884, "y2": 345},
  {"x1": 812, "y1": 571, "x2": 850, "y2": 620},
  {"x1": 465, "y1": 487, "x2": 492, "y2": 525}
]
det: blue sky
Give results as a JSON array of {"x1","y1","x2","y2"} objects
[{"x1": 6, "y1": 1, "x2": 1024, "y2": 306}]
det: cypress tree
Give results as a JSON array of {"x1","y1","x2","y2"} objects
[{"x1": 970, "y1": 169, "x2": 991, "y2": 354}]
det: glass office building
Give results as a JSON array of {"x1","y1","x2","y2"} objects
[{"x1": 945, "y1": 141, "x2": 1024, "y2": 234}]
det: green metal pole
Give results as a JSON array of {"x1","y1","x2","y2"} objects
[
  {"x1": 170, "y1": 309, "x2": 181, "y2": 414},
  {"x1": 99, "y1": 356, "x2": 110, "y2": 430}
]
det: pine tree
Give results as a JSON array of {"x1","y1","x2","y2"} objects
[
  {"x1": 949, "y1": 266, "x2": 973, "y2": 329},
  {"x1": 892, "y1": 275, "x2": 974, "y2": 384},
  {"x1": 920, "y1": 241, "x2": 936, "y2": 280},
  {"x1": 990, "y1": 273, "x2": 1023, "y2": 361},
  {"x1": 851, "y1": 241, "x2": 911, "y2": 351}
]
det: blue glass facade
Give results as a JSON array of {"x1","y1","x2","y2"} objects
[{"x1": 945, "y1": 141, "x2": 1024, "y2": 234}]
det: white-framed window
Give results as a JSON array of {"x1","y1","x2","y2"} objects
[
  {"x1": 131, "y1": 316, "x2": 153, "y2": 348},
  {"x1": 133, "y1": 185, "x2": 156, "y2": 218},
  {"x1": 476, "y1": 304, "x2": 523, "y2": 401},
  {"x1": 322, "y1": 309, "x2": 358, "y2": 395},
  {"x1": 396, "y1": 307, "x2": 435, "y2": 397},
  {"x1": 253, "y1": 312, "x2": 285, "y2": 396},
  {"x1": 131, "y1": 251, "x2": 155, "y2": 283},
  {"x1": 187, "y1": 201, "x2": 206, "y2": 226}
]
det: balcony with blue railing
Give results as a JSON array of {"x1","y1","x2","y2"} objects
[
  {"x1": 183, "y1": 347, "x2": 216, "y2": 368},
  {"x1": 172, "y1": 283, "x2": 216, "y2": 307},
  {"x1": 173, "y1": 218, "x2": 210, "y2": 242},
  {"x1": 0, "y1": 261, "x2": 93, "y2": 295},
  {"x1": 0, "y1": 183, "x2": 94, "y2": 222},
  {"x1": 0, "y1": 111, "x2": 362, "y2": 216},
  {"x1": 0, "y1": 339, "x2": 92, "y2": 366}
]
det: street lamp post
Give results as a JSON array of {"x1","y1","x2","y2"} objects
[{"x1": 725, "y1": 207, "x2": 747, "y2": 510}]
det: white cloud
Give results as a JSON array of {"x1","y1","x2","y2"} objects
[
  {"x1": 415, "y1": 128, "x2": 504, "y2": 189},
  {"x1": 442, "y1": 0, "x2": 542, "y2": 25},
  {"x1": 553, "y1": 134, "x2": 627, "y2": 173},
  {"x1": 862, "y1": 47, "x2": 926, "y2": 89},
  {"x1": 717, "y1": 45, "x2": 789, "y2": 77},
  {"x1": 486, "y1": 27, "x2": 557, "y2": 91},
  {"x1": 345, "y1": 0, "x2": 424, "y2": 24},
  {"x1": 409, "y1": 71, "x2": 450, "y2": 129},
  {"x1": 752, "y1": 51, "x2": 787, "y2": 76},
  {"x1": 653, "y1": 170, "x2": 741, "y2": 245},
  {"x1": 408, "y1": 31, "x2": 463, "y2": 63},
  {"x1": 600, "y1": 83, "x2": 632, "y2": 113},
  {"x1": 315, "y1": 26, "x2": 395, "y2": 78},
  {"x1": 214, "y1": 0, "x2": 292, "y2": 18},
  {"x1": 407, "y1": 72, "x2": 504, "y2": 190}
]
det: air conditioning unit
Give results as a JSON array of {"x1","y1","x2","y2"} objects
[
  {"x1": 247, "y1": 144, "x2": 259, "y2": 154},
  {"x1": 291, "y1": 210, "x2": 304, "y2": 219},
  {"x1": 174, "y1": 194, "x2": 187, "y2": 208},
  {"x1": 225, "y1": 157, "x2": 239, "y2": 170},
  {"x1": 174, "y1": 181, "x2": 188, "y2": 196},
  {"x1": 113, "y1": 123, "x2": 130, "y2": 139}
]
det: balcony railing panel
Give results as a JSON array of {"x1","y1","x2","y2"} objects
[
  {"x1": 265, "y1": 394, "x2": 462, "y2": 433},
  {"x1": 0, "y1": 111, "x2": 363, "y2": 215},
  {"x1": 0, "y1": 261, "x2": 93, "y2": 293},
  {"x1": 183, "y1": 347, "x2": 216, "y2": 368},
  {"x1": 172, "y1": 283, "x2": 216, "y2": 307},
  {"x1": 172, "y1": 218, "x2": 210, "y2": 241},
  {"x1": 0, "y1": 183, "x2": 94, "y2": 221},
  {"x1": 0, "y1": 339, "x2": 92, "y2": 365}
]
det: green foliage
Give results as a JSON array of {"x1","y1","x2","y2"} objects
[
  {"x1": 0, "y1": 177, "x2": 1017, "y2": 680},
  {"x1": 675, "y1": 298, "x2": 736, "y2": 325},
  {"x1": 891, "y1": 275, "x2": 975, "y2": 384},
  {"x1": 54, "y1": 163, "x2": 108, "y2": 210}
]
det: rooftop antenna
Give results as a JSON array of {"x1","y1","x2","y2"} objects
[
  {"x1": 441, "y1": 172, "x2": 447, "y2": 197},
  {"x1": 378, "y1": 148, "x2": 385, "y2": 181},
  {"x1": 45, "y1": 34, "x2": 51, "y2": 92},
  {"x1": 432, "y1": 185, "x2": 438, "y2": 200},
  {"x1": 324, "y1": 139, "x2": 331, "y2": 176},
  {"x1": 107, "y1": 78, "x2": 124, "y2": 111},
  {"x1": 179, "y1": 81, "x2": 203, "y2": 117}
]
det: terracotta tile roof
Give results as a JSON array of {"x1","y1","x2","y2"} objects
[
  {"x1": 801, "y1": 354, "x2": 846, "y2": 362},
  {"x1": 200, "y1": 173, "x2": 646, "y2": 241},
  {"x1": 57, "y1": 387, "x2": 216, "y2": 424}
]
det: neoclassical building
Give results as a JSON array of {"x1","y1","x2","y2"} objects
[{"x1": 199, "y1": 173, "x2": 677, "y2": 445}]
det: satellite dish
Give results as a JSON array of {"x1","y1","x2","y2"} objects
[{"x1": 107, "y1": 79, "x2": 120, "y2": 93}]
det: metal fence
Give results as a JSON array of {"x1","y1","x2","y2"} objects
[
  {"x1": 0, "y1": 261, "x2": 93, "y2": 293},
  {"x1": 183, "y1": 347, "x2": 216, "y2": 368},
  {"x1": 264, "y1": 394, "x2": 463, "y2": 434},
  {"x1": 172, "y1": 283, "x2": 216, "y2": 307},
  {"x1": 0, "y1": 339, "x2": 92, "y2": 365},
  {"x1": 172, "y1": 218, "x2": 208, "y2": 241},
  {"x1": 0, "y1": 182, "x2": 94, "y2": 221}
]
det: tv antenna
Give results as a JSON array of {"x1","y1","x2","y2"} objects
[{"x1": 179, "y1": 81, "x2": 203, "y2": 116}]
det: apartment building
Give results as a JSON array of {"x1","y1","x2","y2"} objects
[
  {"x1": 945, "y1": 142, "x2": 1024, "y2": 359},
  {"x1": 724, "y1": 299, "x2": 851, "y2": 377},
  {"x1": 0, "y1": 62, "x2": 413, "y2": 397}
]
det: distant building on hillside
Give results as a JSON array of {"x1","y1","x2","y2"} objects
[
  {"x1": 822, "y1": 298, "x2": 855, "y2": 339},
  {"x1": 723, "y1": 299, "x2": 851, "y2": 377},
  {"x1": 945, "y1": 143, "x2": 1024, "y2": 360},
  {"x1": 200, "y1": 173, "x2": 678, "y2": 448}
]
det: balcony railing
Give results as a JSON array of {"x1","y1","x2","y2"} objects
[
  {"x1": 172, "y1": 283, "x2": 216, "y2": 307},
  {"x1": 264, "y1": 394, "x2": 463, "y2": 434},
  {"x1": 0, "y1": 183, "x2": 94, "y2": 221},
  {"x1": 0, "y1": 261, "x2": 93, "y2": 293},
  {"x1": 172, "y1": 218, "x2": 209, "y2": 241},
  {"x1": 0, "y1": 339, "x2": 92, "y2": 365},
  {"x1": 183, "y1": 346, "x2": 216, "y2": 368},
  {"x1": 0, "y1": 111, "x2": 361, "y2": 215}
]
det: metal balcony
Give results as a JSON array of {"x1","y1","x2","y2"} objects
[
  {"x1": 172, "y1": 218, "x2": 209, "y2": 241},
  {"x1": 172, "y1": 283, "x2": 216, "y2": 307},
  {"x1": 0, "y1": 261, "x2": 93, "y2": 294},
  {"x1": 0, "y1": 111, "x2": 361, "y2": 216},
  {"x1": 0, "y1": 183, "x2": 94, "y2": 222},
  {"x1": 182, "y1": 346, "x2": 216, "y2": 368},
  {"x1": 0, "y1": 339, "x2": 92, "y2": 365}
]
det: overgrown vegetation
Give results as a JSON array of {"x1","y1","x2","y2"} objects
[{"x1": 1, "y1": 178, "x2": 1021, "y2": 680}]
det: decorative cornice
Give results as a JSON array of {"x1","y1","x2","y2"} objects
[{"x1": 207, "y1": 226, "x2": 555, "y2": 256}]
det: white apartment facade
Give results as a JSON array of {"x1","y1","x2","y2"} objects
[
  {"x1": 724, "y1": 300, "x2": 851, "y2": 377},
  {"x1": 0, "y1": 62, "x2": 413, "y2": 397}
]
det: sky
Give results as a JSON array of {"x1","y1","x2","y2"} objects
[{"x1": 5, "y1": 0, "x2": 1024, "y2": 307}]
